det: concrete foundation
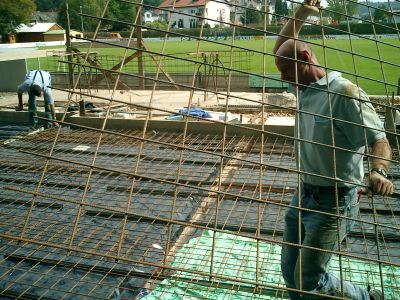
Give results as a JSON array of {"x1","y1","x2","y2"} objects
[
  {"x1": 0, "y1": 59, "x2": 27, "y2": 92},
  {"x1": 0, "y1": 111, "x2": 294, "y2": 137}
]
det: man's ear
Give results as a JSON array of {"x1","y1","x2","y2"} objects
[{"x1": 300, "y1": 50, "x2": 312, "y2": 62}]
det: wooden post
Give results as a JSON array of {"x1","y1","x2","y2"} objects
[
  {"x1": 79, "y1": 99, "x2": 85, "y2": 117},
  {"x1": 137, "y1": 6, "x2": 144, "y2": 90},
  {"x1": 65, "y1": 1, "x2": 74, "y2": 89}
]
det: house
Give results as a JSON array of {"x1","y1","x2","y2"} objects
[
  {"x1": 43, "y1": 29, "x2": 84, "y2": 42},
  {"x1": 392, "y1": 10, "x2": 400, "y2": 23},
  {"x1": 143, "y1": 10, "x2": 162, "y2": 23},
  {"x1": 15, "y1": 22, "x2": 63, "y2": 43},
  {"x1": 229, "y1": 0, "x2": 268, "y2": 25},
  {"x1": 158, "y1": 0, "x2": 230, "y2": 28}
]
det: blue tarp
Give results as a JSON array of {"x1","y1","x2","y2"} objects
[{"x1": 178, "y1": 107, "x2": 212, "y2": 118}]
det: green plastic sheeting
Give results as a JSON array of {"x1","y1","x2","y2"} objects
[{"x1": 144, "y1": 230, "x2": 400, "y2": 299}]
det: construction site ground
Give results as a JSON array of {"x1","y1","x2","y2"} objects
[{"x1": 0, "y1": 89, "x2": 296, "y2": 126}]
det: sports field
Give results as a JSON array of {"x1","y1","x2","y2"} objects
[{"x1": 33, "y1": 37, "x2": 399, "y2": 95}]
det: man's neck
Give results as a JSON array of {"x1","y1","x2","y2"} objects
[{"x1": 307, "y1": 67, "x2": 326, "y2": 86}]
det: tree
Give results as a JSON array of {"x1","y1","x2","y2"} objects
[
  {"x1": 273, "y1": 0, "x2": 289, "y2": 24},
  {"x1": 106, "y1": 0, "x2": 137, "y2": 31},
  {"x1": 240, "y1": 5, "x2": 263, "y2": 25},
  {"x1": 58, "y1": 0, "x2": 103, "y2": 32},
  {"x1": 275, "y1": 0, "x2": 289, "y2": 17},
  {"x1": 326, "y1": 0, "x2": 359, "y2": 22},
  {"x1": 373, "y1": 4, "x2": 387, "y2": 23},
  {"x1": 143, "y1": 0, "x2": 163, "y2": 9},
  {"x1": 57, "y1": 0, "x2": 136, "y2": 33},
  {"x1": 146, "y1": 20, "x2": 168, "y2": 30},
  {"x1": 0, "y1": 0, "x2": 36, "y2": 42},
  {"x1": 34, "y1": 0, "x2": 63, "y2": 11}
]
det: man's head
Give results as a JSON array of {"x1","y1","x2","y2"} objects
[
  {"x1": 30, "y1": 85, "x2": 43, "y2": 97},
  {"x1": 275, "y1": 39, "x2": 325, "y2": 88}
]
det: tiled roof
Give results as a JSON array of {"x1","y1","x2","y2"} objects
[
  {"x1": 16, "y1": 22, "x2": 60, "y2": 33},
  {"x1": 35, "y1": 11, "x2": 58, "y2": 23},
  {"x1": 159, "y1": 0, "x2": 208, "y2": 8}
]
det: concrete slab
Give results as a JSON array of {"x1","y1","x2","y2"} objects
[
  {"x1": 265, "y1": 116, "x2": 295, "y2": 126},
  {"x1": 1, "y1": 89, "x2": 296, "y2": 124},
  {"x1": 0, "y1": 49, "x2": 50, "y2": 62}
]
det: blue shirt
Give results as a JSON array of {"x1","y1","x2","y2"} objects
[
  {"x1": 17, "y1": 70, "x2": 55, "y2": 104},
  {"x1": 292, "y1": 72, "x2": 385, "y2": 187}
]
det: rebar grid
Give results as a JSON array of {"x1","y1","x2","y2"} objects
[
  {"x1": 1, "y1": 128, "x2": 399, "y2": 298},
  {"x1": 1, "y1": 0, "x2": 400, "y2": 299}
]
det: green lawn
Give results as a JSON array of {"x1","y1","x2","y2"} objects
[{"x1": 28, "y1": 37, "x2": 400, "y2": 95}]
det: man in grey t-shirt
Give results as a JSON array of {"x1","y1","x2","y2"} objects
[
  {"x1": 16, "y1": 70, "x2": 59, "y2": 129},
  {"x1": 273, "y1": 1, "x2": 394, "y2": 299}
]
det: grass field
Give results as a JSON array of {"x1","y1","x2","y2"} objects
[{"x1": 30, "y1": 37, "x2": 400, "y2": 95}]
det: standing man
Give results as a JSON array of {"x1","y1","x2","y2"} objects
[
  {"x1": 16, "y1": 70, "x2": 59, "y2": 129},
  {"x1": 273, "y1": 1, "x2": 394, "y2": 299}
]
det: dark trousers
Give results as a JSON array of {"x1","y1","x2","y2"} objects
[
  {"x1": 281, "y1": 184, "x2": 369, "y2": 299},
  {"x1": 28, "y1": 91, "x2": 52, "y2": 128}
]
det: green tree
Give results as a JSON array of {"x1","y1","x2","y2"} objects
[
  {"x1": 373, "y1": 4, "x2": 387, "y2": 23},
  {"x1": 143, "y1": 0, "x2": 163, "y2": 9},
  {"x1": 106, "y1": 0, "x2": 137, "y2": 31},
  {"x1": 275, "y1": 0, "x2": 289, "y2": 17},
  {"x1": 240, "y1": 5, "x2": 263, "y2": 25},
  {"x1": 146, "y1": 20, "x2": 168, "y2": 30},
  {"x1": 0, "y1": 0, "x2": 36, "y2": 42},
  {"x1": 34, "y1": 0, "x2": 63, "y2": 11},
  {"x1": 326, "y1": 0, "x2": 359, "y2": 22},
  {"x1": 273, "y1": 0, "x2": 289, "y2": 24},
  {"x1": 58, "y1": 0, "x2": 103, "y2": 32},
  {"x1": 57, "y1": 0, "x2": 136, "y2": 33}
]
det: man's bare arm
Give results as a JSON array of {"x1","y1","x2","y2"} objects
[
  {"x1": 16, "y1": 93, "x2": 23, "y2": 111},
  {"x1": 49, "y1": 104, "x2": 59, "y2": 127},
  {"x1": 273, "y1": 0, "x2": 320, "y2": 54},
  {"x1": 369, "y1": 137, "x2": 394, "y2": 195}
]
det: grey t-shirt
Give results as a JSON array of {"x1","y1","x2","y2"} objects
[
  {"x1": 291, "y1": 72, "x2": 385, "y2": 187},
  {"x1": 17, "y1": 70, "x2": 55, "y2": 104}
]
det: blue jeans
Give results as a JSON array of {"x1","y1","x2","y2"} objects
[
  {"x1": 281, "y1": 183, "x2": 370, "y2": 300},
  {"x1": 28, "y1": 91, "x2": 52, "y2": 128}
]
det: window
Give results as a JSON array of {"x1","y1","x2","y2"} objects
[{"x1": 189, "y1": 19, "x2": 198, "y2": 28}]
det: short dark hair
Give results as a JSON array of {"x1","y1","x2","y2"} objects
[{"x1": 30, "y1": 85, "x2": 42, "y2": 97}]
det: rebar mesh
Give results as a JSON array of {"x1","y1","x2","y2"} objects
[{"x1": 0, "y1": 0, "x2": 400, "y2": 299}]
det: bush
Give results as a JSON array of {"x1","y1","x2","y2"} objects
[{"x1": 85, "y1": 22, "x2": 398, "y2": 41}]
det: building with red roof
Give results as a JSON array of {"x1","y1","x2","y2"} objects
[{"x1": 158, "y1": 0, "x2": 231, "y2": 28}]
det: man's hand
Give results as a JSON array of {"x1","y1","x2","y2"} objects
[
  {"x1": 53, "y1": 122, "x2": 60, "y2": 127},
  {"x1": 368, "y1": 171, "x2": 394, "y2": 196},
  {"x1": 299, "y1": 0, "x2": 321, "y2": 16},
  {"x1": 273, "y1": 0, "x2": 321, "y2": 54},
  {"x1": 15, "y1": 105, "x2": 23, "y2": 111}
]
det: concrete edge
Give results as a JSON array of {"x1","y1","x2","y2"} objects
[{"x1": 0, "y1": 111, "x2": 294, "y2": 137}]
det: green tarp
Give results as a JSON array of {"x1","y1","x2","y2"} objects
[{"x1": 144, "y1": 230, "x2": 400, "y2": 299}]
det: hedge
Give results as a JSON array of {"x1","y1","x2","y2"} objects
[{"x1": 85, "y1": 23, "x2": 398, "y2": 40}]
